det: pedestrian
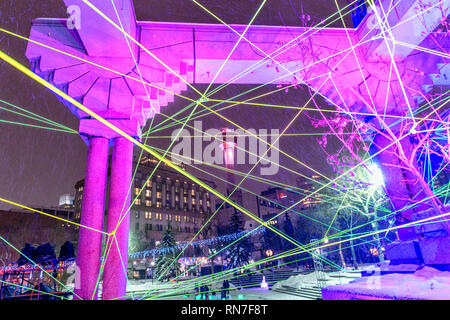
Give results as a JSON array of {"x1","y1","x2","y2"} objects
[
  {"x1": 224, "y1": 279, "x2": 230, "y2": 298},
  {"x1": 194, "y1": 283, "x2": 199, "y2": 298},
  {"x1": 221, "y1": 280, "x2": 227, "y2": 300},
  {"x1": 204, "y1": 285, "x2": 209, "y2": 300},
  {"x1": 199, "y1": 284, "x2": 205, "y2": 300}
]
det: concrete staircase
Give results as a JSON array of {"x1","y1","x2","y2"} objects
[
  {"x1": 27, "y1": 46, "x2": 195, "y2": 127},
  {"x1": 271, "y1": 284, "x2": 323, "y2": 300},
  {"x1": 228, "y1": 270, "x2": 306, "y2": 289},
  {"x1": 270, "y1": 269, "x2": 364, "y2": 300}
]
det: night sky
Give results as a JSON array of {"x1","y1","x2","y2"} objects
[{"x1": 0, "y1": 1, "x2": 350, "y2": 210}]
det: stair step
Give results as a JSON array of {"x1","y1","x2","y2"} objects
[
  {"x1": 158, "y1": 86, "x2": 168, "y2": 107},
  {"x1": 173, "y1": 76, "x2": 182, "y2": 95},
  {"x1": 179, "y1": 61, "x2": 188, "y2": 91},
  {"x1": 187, "y1": 65, "x2": 194, "y2": 83},
  {"x1": 272, "y1": 288, "x2": 322, "y2": 300},
  {"x1": 164, "y1": 73, "x2": 175, "y2": 103}
]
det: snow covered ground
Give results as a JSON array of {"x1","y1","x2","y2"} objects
[
  {"x1": 272, "y1": 267, "x2": 364, "y2": 290},
  {"x1": 125, "y1": 278, "x2": 237, "y2": 300},
  {"x1": 228, "y1": 288, "x2": 310, "y2": 300},
  {"x1": 125, "y1": 267, "x2": 366, "y2": 300},
  {"x1": 125, "y1": 277, "x2": 312, "y2": 300},
  {"x1": 323, "y1": 266, "x2": 450, "y2": 300},
  {"x1": 66, "y1": 265, "x2": 450, "y2": 300}
]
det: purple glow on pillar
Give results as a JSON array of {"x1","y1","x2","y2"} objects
[
  {"x1": 102, "y1": 137, "x2": 134, "y2": 300},
  {"x1": 74, "y1": 137, "x2": 109, "y2": 300}
]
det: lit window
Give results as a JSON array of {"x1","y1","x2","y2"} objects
[{"x1": 145, "y1": 200, "x2": 151, "y2": 207}]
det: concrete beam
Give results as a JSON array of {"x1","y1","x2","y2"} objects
[
  {"x1": 64, "y1": 0, "x2": 137, "y2": 58},
  {"x1": 357, "y1": 0, "x2": 450, "y2": 62}
]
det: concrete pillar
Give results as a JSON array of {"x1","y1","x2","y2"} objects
[
  {"x1": 171, "y1": 183, "x2": 176, "y2": 208},
  {"x1": 152, "y1": 180, "x2": 157, "y2": 206},
  {"x1": 74, "y1": 137, "x2": 109, "y2": 300},
  {"x1": 179, "y1": 184, "x2": 184, "y2": 209},
  {"x1": 162, "y1": 181, "x2": 167, "y2": 208},
  {"x1": 102, "y1": 137, "x2": 134, "y2": 300},
  {"x1": 188, "y1": 187, "x2": 193, "y2": 211},
  {"x1": 203, "y1": 191, "x2": 208, "y2": 212},
  {"x1": 195, "y1": 187, "x2": 200, "y2": 212}
]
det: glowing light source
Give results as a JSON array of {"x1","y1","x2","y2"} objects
[
  {"x1": 367, "y1": 163, "x2": 384, "y2": 187},
  {"x1": 260, "y1": 276, "x2": 269, "y2": 290}
]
